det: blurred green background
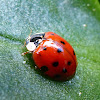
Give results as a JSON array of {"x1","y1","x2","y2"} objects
[{"x1": 0, "y1": 0, "x2": 100, "y2": 100}]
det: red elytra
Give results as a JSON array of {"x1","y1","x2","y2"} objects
[{"x1": 23, "y1": 32, "x2": 78, "y2": 81}]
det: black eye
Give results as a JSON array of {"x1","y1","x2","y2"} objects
[{"x1": 30, "y1": 37, "x2": 42, "y2": 42}]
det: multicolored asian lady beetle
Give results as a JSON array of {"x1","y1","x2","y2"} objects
[{"x1": 22, "y1": 32, "x2": 77, "y2": 81}]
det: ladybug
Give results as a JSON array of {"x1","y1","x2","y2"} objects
[{"x1": 22, "y1": 32, "x2": 77, "y2": 81}]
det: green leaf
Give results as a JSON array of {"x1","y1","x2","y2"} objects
[{"x1": 0, "y1": 0, "x2": 100, "y2": 100}]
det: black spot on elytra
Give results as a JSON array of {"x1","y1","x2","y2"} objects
[
  {"x1": 60, "y1": 41, "x2": 65, "y2": 44},
  {"x1": 43, "y1": 47, "x2": 47, "y2": 50},
  {"x1": 52, "y1": 62, "x2": 59, "y2": 67},
  {"x1": 68, "y1": 61, "x2": 71, "y2": 65},
  {"x1": 54, "y1": 74, "x2": 61, "y2": 78},
  {"x1": 73, "y1": 50, "x2": 75, "y2": 55},
  {"x1": 62, "y1": 68, "x2": 67, "y2": 73},
  {"x1": 51, "y1": 33, "x2": 54, "y2": 35},
  {"x1": 40, "y1": 66, "x2": 48, "y2": 72},
  {"x1": 57, "y1": 48, "x2": 62, "y2": 53}
]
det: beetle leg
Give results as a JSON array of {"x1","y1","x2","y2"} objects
[{"x1": 21, "y1": 51, "x2": 32, "y2": 56}]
